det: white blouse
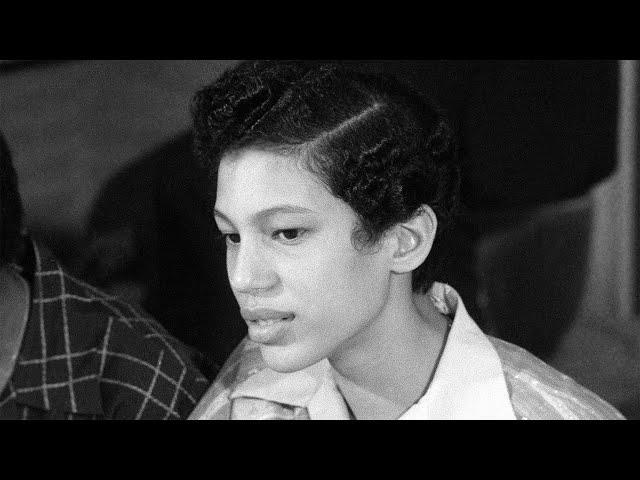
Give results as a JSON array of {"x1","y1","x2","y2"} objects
[{"x1": 190, "y1": 283, "x2": 624, "y2": 420}]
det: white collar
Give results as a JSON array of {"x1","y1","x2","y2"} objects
[{"x1": 228, "y1": 283, "x2": 516, "y2": 419}]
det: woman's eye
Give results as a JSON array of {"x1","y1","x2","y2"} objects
[
  {"x1": 224, "y1": 233, "x2": 241, "y2": 245},
  {"x1": 274, "y1": 229, "x2": 306, "y2": 242}
]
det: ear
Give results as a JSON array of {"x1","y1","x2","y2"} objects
[{"x1": 389, "y1": 205, "x2": 438, "y2": 275}]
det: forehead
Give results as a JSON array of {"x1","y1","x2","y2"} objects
[{"x1": 215, "y1": 148, "x2": 338, "y2": 217}]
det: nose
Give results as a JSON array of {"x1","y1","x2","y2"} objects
[{"x1": 227, "y1": 239, "x2": 278, "y2": 294}]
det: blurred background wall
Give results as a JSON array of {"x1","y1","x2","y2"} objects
[
  {"x1": 1, "y1": 59, "x2": 638, "y2": 416},
  {"x1": 1, "y1": 60, "x2": 238, "y2": 265}
]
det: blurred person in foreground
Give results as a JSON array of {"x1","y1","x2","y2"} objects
[
  {"x1": 0, "y1": 131, "x2": 209, "y2": 419},
  {"x1": 188, "y1": 60, "x2": 624, "y2": 420}
]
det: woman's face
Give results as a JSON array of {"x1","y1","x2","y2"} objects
[{"x1": 214, "y1": 148, "x2": 394, "y2": 373}]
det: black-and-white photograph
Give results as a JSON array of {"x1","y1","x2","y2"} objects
[{"x1": 1, "y1": 59, "x2": 637, "y2": 420}]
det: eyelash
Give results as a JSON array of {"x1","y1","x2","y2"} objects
[
  {"x1": 218, "y1": 229, "x2": 308, "y2": 246},
  {"x1": 220, "y1": 233, "x2": 241, "y2": 245}
]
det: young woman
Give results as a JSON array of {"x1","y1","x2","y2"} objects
[{"x1": 188, "y1": 61, "x2": 623, "y2": 420}]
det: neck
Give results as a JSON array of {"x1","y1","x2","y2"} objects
[{"x1": 329, "y1": 277, "x2": 449, "y2": 420}]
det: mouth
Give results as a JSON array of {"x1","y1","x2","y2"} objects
[
  {"x1": 240, "y1": 308, "x2": 296, "y2": 344},
  {"x1": 240, "y1": 308, "x2": 296, "y2": 324},
  {"x1": 248, "y1": 315, "x2": 295, "y2": 326}
]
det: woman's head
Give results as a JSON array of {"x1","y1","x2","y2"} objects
[
  {"x1": 191, "y1": 61, "x2": 461, "y2": 372},
  {"x1": 192, "y1": 61, "x2": 461, "y2": 294}
]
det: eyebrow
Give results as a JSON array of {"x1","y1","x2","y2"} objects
[{"x1": 214, "y1": 205, "x2": 317, "y2": 225}]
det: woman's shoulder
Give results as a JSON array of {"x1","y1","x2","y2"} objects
[{"x1": 488, "y1": 336, "x2": 625, "y2": 420}]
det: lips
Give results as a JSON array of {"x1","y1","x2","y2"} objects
[
  {"x1": 240, "y1": 308, "x2": 296, "y2": 323},
  {"x1": 240, "y1": 308, "x2": 295, "y2": 344}
]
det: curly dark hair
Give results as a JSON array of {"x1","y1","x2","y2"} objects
[
  {"x1": 0, "y1": 130, "x2": 24, "y2": 266},
  {"x1": 191, "y1": 61, "x2": 461, "y2": 293}
]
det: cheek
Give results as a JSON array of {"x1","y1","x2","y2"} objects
[
  {"x1": 288, "y1": 246, "x2": 389, "y2": 322},
  {"x1": 259, "y1": 239, "x2": 391, "y2": 372}
]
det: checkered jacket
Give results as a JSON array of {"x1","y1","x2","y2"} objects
[{"x1": 0, "y1": 239, "x2": 210, "y2": 420}]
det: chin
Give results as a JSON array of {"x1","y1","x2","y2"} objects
[{"x1": 259, "y1": 343, "x2": 324, "y2": 374}]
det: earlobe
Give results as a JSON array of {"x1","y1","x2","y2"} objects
[{"x1": 390, "y1": 206, "x2": 437, "y2": 274}]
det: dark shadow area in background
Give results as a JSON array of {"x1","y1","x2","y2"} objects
[
  {"x1": 81, "y1": 132, "x2": 243, "y2": 374},
  {"x1": 77, "y1": 61, "x2": 619, "y2": 382}
]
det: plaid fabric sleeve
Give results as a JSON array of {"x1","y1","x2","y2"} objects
[
  {"x1": 96, "y1": 314, "x2": 211, "y2": 420},
  {"x1": 2, "y1": 240, "x2": 211, "y2": 420}
]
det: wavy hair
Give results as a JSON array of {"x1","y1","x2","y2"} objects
[{"x1": 191, "y1": 61, "x2": 461, "y2": 292}]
